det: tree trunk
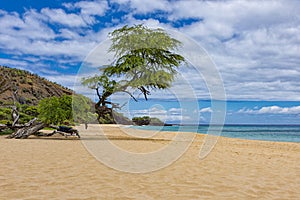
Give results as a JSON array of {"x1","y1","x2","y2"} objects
[{"x1": 95, "y1": 103, "x2": 116, "y2": 124}]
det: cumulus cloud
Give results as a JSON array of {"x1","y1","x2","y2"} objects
[
  {"x1": 238, "y1": 106, "x2": 300, "y2": 115},
  {"x1": 41, "y1": 8, "x2": 88, "y2": 27},
  {"x1": 0, "y1": 9, "x2": 55, "y2": 41},
  {"x1": 73, "y1": 0, "x2": 108, "y2": 16},
  {"x1": 63, "y1": 0, "x2": 108, "y2": 25},
  {"x1": 199, "y1": 107, "x2": 212, "y2": 113}
]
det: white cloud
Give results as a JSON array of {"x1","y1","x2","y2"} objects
[
  {"x1": 41, "y1": 8, "x2": 88, "y2": 27},
  {"x1": 259, "y1": 106, "x2": 300, "y2": 114},
  {"x1": 111, "y1": 0, "x2": 171, "y2": 14},
  {"x1": 199, "y1": 107, "x2": 212, "y2": 113},
  {"x1": 0, "y1": 8, "x2": 112, "y2": 64},
  {"x1": 129, "y1": 107, "x2": 193, "y2": 123},
  {"x1": 130, "y1": 0, "x2": 170, "y2": 14},
  {"x1": 238, "y1": 106, "x2": 300, "y2": 115},
  {"x1": 74, "y1": 0, "x2": 108, "y2": 16},
  {"x1": 63, "y1": 0, "x2": 108, "y2": 25},
  {"x1": 0, "y1": 9, "x2": 55, "y2": 40},
  {"x1": 168, "y1": 108, "x2": 183, "y2": 113},
  {"x1": 58, "y1": 28, "x2": 81, "y2": 39},
  {"x1": 131, "y1": 107, "x2": 167, "y2": 117},
  {"x1": 0, "y1": 58, "x2": 29, "y2": 67},
  {"x1": 46, "y1": 73, "x2": 76, "y2": 82}
]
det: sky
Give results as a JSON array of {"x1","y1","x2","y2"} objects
[{"x1": 0, "y1": 0, "x2": 300, "y2": 124}]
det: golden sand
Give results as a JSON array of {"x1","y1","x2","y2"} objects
[{"x1": 0, "y1": 124, "x2": 299, "y2": 199}]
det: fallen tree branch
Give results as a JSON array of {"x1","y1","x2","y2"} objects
[{"x1": 7, "y1": 121, "x2": 46, "y2": 139}]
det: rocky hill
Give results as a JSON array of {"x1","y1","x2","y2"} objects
[{"x1": 0, "y1": 66, "x2": 73, "y2": 105}]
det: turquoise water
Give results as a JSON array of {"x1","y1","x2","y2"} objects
[{"x1": 132, "y1": 125, "x2": 300, "y2": 143}]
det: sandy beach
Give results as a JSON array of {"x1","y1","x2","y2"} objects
[{"x1": 0, "y1": 124, "x2": 299, "y2": 200}]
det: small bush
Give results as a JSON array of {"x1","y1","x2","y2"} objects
[
  {"x1": 0, "y1": 129, "x2": 14, "y2": 135},
  {"x1": 0, "y1": 119, "x2": 11, "y2": 124},
  {"x1": 27, "y1": 79, "x2": 33, "y2": 85}
]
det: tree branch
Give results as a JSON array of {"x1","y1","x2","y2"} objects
[
  {"x1": 120, "y1": 90, "x2": 138, "y2": 102},
  {"x1": 138, "y1": 86, "x2": 150, "y2": 100},
  {"x1": 96, "y1": 87, "x2": 101, "y2": 100}
]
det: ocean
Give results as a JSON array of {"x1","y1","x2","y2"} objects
[{"x1": 132, "y1": 125, "x2": 300, "y2": 143}]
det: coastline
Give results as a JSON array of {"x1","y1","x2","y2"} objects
[{"x1": 0, "y1": 124, "x2": 299, "y2": 199}]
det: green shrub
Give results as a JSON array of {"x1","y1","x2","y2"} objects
[
  {"x1": 27, "y1": 79, "x2": 33, "y2": 85},
  {"x1": 0, "y1": 107, "x2": 12, "y2": 120},
  {"x1": 38, "y1": 95, "x2": 73, "y2": 125},
  {"x1": 0, "y1": 119, "x2": 11, "y2": 124},
  {"x1": 98, "y1": 113, "x2": 114, "y2": 124},
  {"x1": 0, "y1": 129, "x2": 14, "y2": 135}
]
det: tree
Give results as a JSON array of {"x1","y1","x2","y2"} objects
[
  {"x1": 72, "y1": 94, "x2": 97, "y2": 124},
  {"x1": 38, "y1": 95, "x2": 73, "y2": 125},
  {"x1": 82, "y1": 24, "x2": 185, "y2": 123}
]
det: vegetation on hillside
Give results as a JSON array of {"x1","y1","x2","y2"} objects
[
  {"x1": 0, "y1": 103, "x2": 38, "y2": 125},
  {"x1": 0, "y1": 66, "x2": 73, "y2": 105}
]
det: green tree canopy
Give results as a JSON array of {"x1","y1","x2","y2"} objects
[
  {"x1": 105, "y1": 24, "x2": 185, "y2": 99},
  {"x1": 82, "y1": 24, "x2": 185, "y2": 123},
  {"x1": 38, "y1": 95, "x2": 73, "y2": 125},
  {"x1": 38, "y1": 94, "x2": 97, "y2": 125},
  {"x1": 72, "y1": 94, "x2": 97, "y2": 124}
]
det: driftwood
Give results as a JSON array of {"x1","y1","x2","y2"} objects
[
  {"x1": 0, "y1": 124, "x2": 6, "y2": 129},
  {"x1": 6, "y1": 118, "x2": 46, "y2": 139},
  {"x1": 4, "y1": 121, "x2": 80, "y2": 139}
]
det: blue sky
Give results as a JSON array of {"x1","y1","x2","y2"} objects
[{"x1": 0, "y1": 0, "x2": 300, "y2": 124}]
